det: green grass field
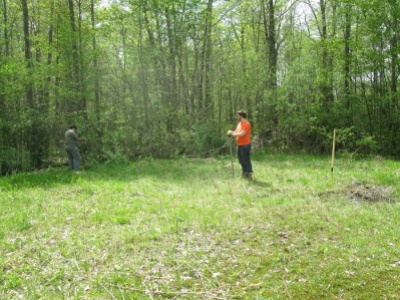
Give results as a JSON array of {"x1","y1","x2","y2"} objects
[{"x1": 1, "y1": 154, "x2": 400, "y2": 299}]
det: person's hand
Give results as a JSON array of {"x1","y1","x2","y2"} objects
[{"x1": 227, "y1": 130, "x2": 233, "y2": 136}]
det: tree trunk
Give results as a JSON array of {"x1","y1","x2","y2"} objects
[
  {"x1": 22, "y1": 0, "x2": 34, "y2": 108},
  {"x1": 267, "y1": 0, "x2": 277, "y2": 90},
  {"x1": 91, "y1": 0, "x2": 100, "y2": 119},
  {"x1": 68, "y1": 0, "x2": 85, "y2": 114},
  {"x1": 261, "y1": 0, "x2": 278, "y2": 127},
  {"x1": 343, "y1": 9, "x2": 351, "y2": 105},
  {"x1": 164, "y1": 6, "x2": 179, "y2": 130},
  {"x1": 200, "y1": 0, "x2": 213, "y2": 116},
  {"x1": 2, "y1": 0, "x2": 10, "y2": 56},
  {"x1": 319, "y1": 0, "x2": 334, "y2": 109}
]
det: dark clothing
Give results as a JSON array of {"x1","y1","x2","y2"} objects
[
  {"x1": 65, "y1": 129, "x2": 79, "y2": 147},
  {"x1": 238, "y1": 143, "x2": 252, "y2": 174},
  {"x1": 65, "y1": 145, "x2": 81, "y2": 171},
  {"x1": 65, "y1": 129, "x2": 81, "y2": 171}
]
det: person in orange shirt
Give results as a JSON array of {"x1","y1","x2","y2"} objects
[{"x1": 227, "y1": 109, "x2": 253, "y2": 179}]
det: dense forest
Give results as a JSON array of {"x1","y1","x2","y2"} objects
[{"x1": 1, "y1": 0, "x2": 399, "y2": 174}]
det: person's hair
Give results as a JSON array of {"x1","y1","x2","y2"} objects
[
  {"x1": 237, "y1": 109, "x2": 247, "y2": 119},
  {"x1": 69, "y1": 125, "x2": 77, "y2": 130}
]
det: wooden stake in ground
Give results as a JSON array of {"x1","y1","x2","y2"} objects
[{"x1": 331, "y1": 128, "x2": 336, "y2": 173}]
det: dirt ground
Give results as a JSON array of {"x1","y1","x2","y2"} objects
[{"x1": 320, "y1": 181, "x2": 398, "y2": 203}]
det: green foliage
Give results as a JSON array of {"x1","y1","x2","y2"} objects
[
  {"x1": 355, "y1": 135, "x2": 379, "y2": 154},
  {"x1": 3, "y1": 0, "x2": 400, "y2": 175},
  {"x1": 186, "y1": 120, "x2": 227, "y2": 157},
  {"x1": 0, "y1": 145, "x2": 31, "y2": 175}
]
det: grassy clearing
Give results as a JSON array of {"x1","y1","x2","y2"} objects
[{"x1": 1, "y1": 154, "x2": 400, "y2": 299}]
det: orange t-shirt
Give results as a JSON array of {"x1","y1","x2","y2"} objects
[{"x1": 235, "y1": 121, "x2": 251, "y2": 146}]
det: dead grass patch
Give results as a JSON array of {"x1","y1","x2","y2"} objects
[{"x1": 320, "y1": 181, "x2": 398, "y2": 203}]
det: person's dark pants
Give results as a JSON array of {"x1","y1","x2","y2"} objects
[
  {"x1": 65, "y1": 145, "x2": 81, "y2": 171},
  {"x1": 237, "y1": 144, "x2": 252, "y2": 175}
]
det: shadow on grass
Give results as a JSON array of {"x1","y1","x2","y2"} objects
[
  {"x1": 249, "y1": 179, "x2": 271, "y2": 188},
  {"x1": 0, "y1": 158, "x2": 237, "y2": 191},
  {"x1": 2, "y1": 154, "x2": 323, "y2": 191},
  {"x1": 0, "y1": 166, "x2": 83, "y2": 191}
]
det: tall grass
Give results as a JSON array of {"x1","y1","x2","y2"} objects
[{"x1": 1, "y1": 155, "x2": 400, "y2": 299}]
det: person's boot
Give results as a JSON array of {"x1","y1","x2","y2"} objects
[{"x1": 246, "y1": 173, "x2": 253, "y2": 180}]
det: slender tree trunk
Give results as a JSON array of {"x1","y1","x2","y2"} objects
[
  {"x1": 22, "y1": 0, "x2": 34, "y2": 108},
  {"x1": 91, "y1": 0, "x2": 100, "y2": 120},
  {"x1": 343, "y1": 9, "x2": 351, "y2": 106},
  {"x1": 261, "y1": 0, "x2": 278, "y2": 88},
  {"x1": 164, "y1": 6, "x2": 179, "y2": 130},
  {"x1": 319, "y1": 0, "x2": 334, "y2": 109},
  {"x1": 1, "y1": 0, "x2": 8, "y2": 111},
  {"x1": 22, "y1": 0, "x2": 44, "y2": 168},
  {"x1": 200, "y1": 0, "x2": 213, "y2": 116},
  {"x1": 261, "y1": 0, "x2": 278, "y2": 128},
  {"x1": 137, "y1": 11, "x2": 151, "y2": 132},
  {"x1": 2, "y1": 0, "x2": 10, "y2": 56},
  {"x1": 77, "y1": 0, "x2": 87, "y2": 119},
  {"x1": 165, "y1": 6, "x2": 177, "y2": 106},
  {"x1": 68, "y1": 0, "x2": 85, "y2": 113},
  {"x1": 267, "y1": 0, "x2": 277, "y2": 90},
  {"x1": 0, "y1": 0, "x2": 6, "y2": 174},
  {"x1": 387, "y1": 1, "x2": 399, "y2": 153},
  {"x1": 89, "y1": 0, "x2": 104, "y2": 157},
  {"x1": 390, "y1": 25, "x2": 398, "y2": 95}
]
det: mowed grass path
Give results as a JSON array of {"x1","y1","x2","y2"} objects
[{"x1": 1, "y1": 155, "x2": 400, "y2": 299}]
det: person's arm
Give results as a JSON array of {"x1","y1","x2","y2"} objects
[
  {"x1": 228, "y1": 122, "x2": 249, "y2": 137},
  {"x1": 71, "y1": 131, "x2": 79, "y2": 141},
  {"x1": 227, "y1": 129, "x2": 247, "y2": 137}
]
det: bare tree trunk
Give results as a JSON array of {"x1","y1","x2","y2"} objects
[
  {"x1": 267, "y1": 0, "x2": 277, "y2": 90},
  {"x1": 343, "y1": 9, "x2": 351, "y2": 106},
  {"x1": 1, "y1": 0, "x2": 8, "y2": 111},
  {"x1": 22, "y1": 0, "x2": 44, "y2": 168},
  {"x1": 260, "y1": 0, "x2": 278, "y2": 128},
  {"x1": 2, "y1": 0, "x2": 10, "y2": 56},
  {"x1": 200, "y1": 0, "x2": 213, "y2": 116},
  {"x1": 319, "y1": 0, "x2": 334, "y2": 109},
  {"x1": 91, "y1": 0, "x2": 100, "y2": 118},
  {"x1": 390, "y1": 25, "x2": 398, "y2": 95},
  {"x1": 22, "y1": 0, "x2": 34, "y2": 108},
  {"x1": 163, "y1": 6, "x2": 179, "y2": 131},
  {"x1": 68, "y1": 0, "x2": 86, "y2": 114}
]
